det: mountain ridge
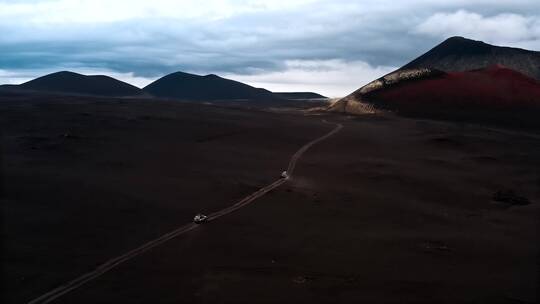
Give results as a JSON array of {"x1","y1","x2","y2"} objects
[
  {"x1": 0, "y1": 70, "x2": 326, "y2": 102},
  {"x1": 326, "y1": 36, "x2": 540, "y2": 128},
  {"x1": 401, "y1": 36, "x2": 540, "y2": 80},
  {"x1": 6, "y1": 71, "x2": 146, "y2": 97},
  {"x1": 143, "y1": 71, "x2": 279, "y2": 101}
]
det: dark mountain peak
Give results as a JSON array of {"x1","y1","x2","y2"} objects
[
  {"x1": 36, "y1": 71, "x2": 85, "y2": 80},
  {"x1": 442, "y1": 36, "x2": 483, "y2": 44},
  {"x1": 445, "y1": 36, "x2": 467, "y2": 41},
  {"x1": 438, "y1": 36, "x2": 537, "y2": 53},
  {"x1": 28, "y1": 71, "x2": 119, "y2": 82},
  {"x1": 438, "y1": 36, "x2": 491, "y2": 52},
  {"x1": 165, "y1": 71, "x2": 199, "y2": 79},
  {"x1": 16, "y1": 71, "x2": 144, "y2": 97},
  {"x1": 52, "y1": 70, "x2": 81, "y2": 76},
  {"x1": 411, "y1": 36, "x2": 492, "y2": 61},
  {"x1": 143, "y1": 71, "x2": 278, "y2": 101},
  {"x1": 401, "y1": 36, "x2": 540, "y2": 79}
]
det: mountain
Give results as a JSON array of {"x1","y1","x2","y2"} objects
[
  {"x1": 328, "y1": 65, "x2": 540, "y2": 128},
  {"x1": 328, "y1": 37, "x2": 540, "y2": 127},
  {"x1": 273, "y1": 92, "x2": 327, "y2": 100},
  {"x1": 4, "y1": 71, "x2": 145, "y2": 97},
  {"x1": 143, "y1": 71, "x2": 278, "y2": 101},
  {"x1": 366, "y1": 65, "x2": 540, "y2": 108},
  {"x1": 401, "y1": 36, "x2": 540, "y2": 80}
]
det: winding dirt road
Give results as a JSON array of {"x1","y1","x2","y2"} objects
[{"x1": 28, "y1": 119, "x2": 343, "y2": 304}]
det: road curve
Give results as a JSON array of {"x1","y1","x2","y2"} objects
[{"x1": 28, "y1": 120, "x2": 343, "y2": 304}]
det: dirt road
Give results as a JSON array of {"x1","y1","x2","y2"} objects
[{"x1": 28, "y1": 120, "x2": 343, "y2": 304}]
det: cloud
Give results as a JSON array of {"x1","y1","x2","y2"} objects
[
  {"x1": 1, "y1": 1, "x2": 540, "y2": 96},
  {"x1": 0, "y1": 69, "x2": 35, "y2": 85},
  {"x1": 224, "y1": 59, "x2": 396, "y2": 97},
  {"x1": 414, "y1": 10, "x2": 540, "y2": 49},
  {"x1": 0, "y1": 0, "x2": 319, "y2": 24}
]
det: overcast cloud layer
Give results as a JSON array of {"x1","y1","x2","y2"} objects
[{"x1": 1, "y1": 0, "x2": 539, "y2": 96}]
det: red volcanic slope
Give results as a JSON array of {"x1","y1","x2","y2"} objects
[{"x1": 369, "y1": 65, "x2": 540, "y2": 108}]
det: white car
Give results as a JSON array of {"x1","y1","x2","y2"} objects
[
  {"x1": 280, "y1": 171, "x2": 289, "y2": 179},
  {"x1": 193, "y1": 214, "x2": 208, "y2": 224}
]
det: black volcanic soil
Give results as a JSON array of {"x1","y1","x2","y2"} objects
[{"x1": 1, "y1": 95, "x2": 539, "y2": 303}]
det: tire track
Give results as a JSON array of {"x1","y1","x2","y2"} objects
[{"x1": 28, "y1": 120, "x2": 343, "y2": 304}]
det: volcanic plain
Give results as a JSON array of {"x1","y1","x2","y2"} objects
[{"x1": 1, "y1": 93, "x2": 538, "y2": 303}]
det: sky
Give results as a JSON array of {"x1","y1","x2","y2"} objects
[{"x1": 1, "y1": 0, "x2": 539, "y2": 97}]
